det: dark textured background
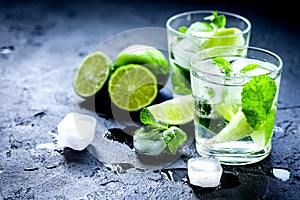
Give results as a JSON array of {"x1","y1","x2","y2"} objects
[{"x1": 1, "y1": 0, "x2": 299, "y2": 199}]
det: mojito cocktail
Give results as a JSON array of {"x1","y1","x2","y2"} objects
[
  {"x1": 190, "y1": 46, "x2": 283, "y2": 165},
  {"x1": 166, "y1": 10, "x2": 251, "y2": 97}
]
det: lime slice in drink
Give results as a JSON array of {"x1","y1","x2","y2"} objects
[
  {"x1": 108, "y1": 64, "x2": 158, "y2": 111},
  {"x1": 73, "y1": 51, "x2": 112, "y2": 97},
  {"x1": 141, "y1": 94, "x2": 193, "y2": 125},
  {"x1": 113, "y1": 44, "x2": 170, "y2": 87},
  {"x1": 202, "y1": 28, "x2": 244, "y2": 49}
]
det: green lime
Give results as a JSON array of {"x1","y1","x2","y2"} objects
[
  {"x1": 112, "y1": 44, "x2": 170, "y2": 87},
  {"x1": 202, "y1": 27, "x2": 244, "y2": 49},
  {"x1": 108, "y1": 64, "x2": 158, "y2": 111},
  {"x1": 73, "y1": 51, "x2": 112, "y2": 97},
  {"x1": 142, "y1": 94, "x2": 193, "y2": 125}
]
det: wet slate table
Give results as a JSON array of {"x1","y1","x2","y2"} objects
[{"x1": 1, "y1": 0, "x2": 299, "y2": 199}]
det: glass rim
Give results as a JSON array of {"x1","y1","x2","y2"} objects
[
  {"x1": 166, "y1": 10, "x2": 251, "y2": 38},
  {"x1": 189, "y1": 45, "x2": 283, "y2": 80}
]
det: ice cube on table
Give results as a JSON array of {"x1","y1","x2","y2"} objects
[
  {"x1": 57, "y1": 112, "x2": 96, "y2": 151},
  {"x1": 188, "y1": 156, "x2": 223, "y2": 188}
]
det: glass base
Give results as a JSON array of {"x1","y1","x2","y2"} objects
[{"x1": 196, "y1": 141, "x2": 271, "y2": 166}]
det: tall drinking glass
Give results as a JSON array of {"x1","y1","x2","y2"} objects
[
  {"x1": 189, "y1": 46, "x2": 283, "y2": 165},
  {"x1": 166, "y1": 10, "x2": 251, "y2": 97}
]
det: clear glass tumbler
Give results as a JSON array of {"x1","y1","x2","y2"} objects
[
  {"x1": 166, "y1": 10, "x2": 251, "y2": 97},
  {"x1": 189, "y1": 46, "x2": 283, "y2": 165}
]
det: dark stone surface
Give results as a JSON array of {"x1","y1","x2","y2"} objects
[{"x1": 1, "y1": 0, "x2": 299, "y2": 199}]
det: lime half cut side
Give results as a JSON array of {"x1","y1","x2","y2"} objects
[
  {"x1": 73, "y1": 51, "x2": 112, "y2": 97},
  {"x1": 142, "y1": 94, "x2": 194, "y2": 125},
  {"x1": 108, "y1": 64, "x2": 158, "y2": 111}
]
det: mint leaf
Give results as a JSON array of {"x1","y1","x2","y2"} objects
[
  {"x1": 140, "y1": 108, "x2": 156, "y2": 125},
  {"x1": 204, "y1": 11, "x2": 226, "y2": 29},
  {"x1": 178, "y1": 26, "x2": 188, "y2": 33},
  {"x1": 241, "y1": 75, "x2": 277, "y2": 130},
  {"x1": 240, "y1": 64, "x2": 260, "y2": 73},
  {"x1": 140, "y1": 108, "x2": 169, "y2": 129},
  {"x1": 213, "y1": 56, "x2": 232, "y2": 76},
  {"x1": 162, "y1": 126, "x2": 187, "y2": 153}
]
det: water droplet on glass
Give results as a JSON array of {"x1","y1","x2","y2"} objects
[
  {"x1": 1, "y1": 46, "x2": 14, "y2": 54},
  {"x1": 272, "y1": 168, "x2": 290, "y2": 181}
]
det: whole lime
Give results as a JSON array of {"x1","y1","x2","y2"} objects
[{"x1": 112, "y1": 44, "x2": 170, "y2": 88}]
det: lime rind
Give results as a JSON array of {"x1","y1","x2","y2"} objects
[
  {"x1": 108, "y1": 64, "x2": 158, "y2": 111},
  {"x1": 113, "y1": 44, "x2": 170, "y2": 87},
  {"x1": 73, "y1": 51, "x2": 112, "y2": 97},
  {"x1": 145, "y1": 94, "x2": 194, "y2": 125},
  {"x1": 201, "y1": 27, "x2": 244, "y2": 49}
]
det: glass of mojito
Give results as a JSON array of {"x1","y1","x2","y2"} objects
[
  {"x1": 189, "y1": 46, "x2": 283, "y2": 165},
  {"x1": 166, "y1": 10, "x2": 251, "y2": 97}
]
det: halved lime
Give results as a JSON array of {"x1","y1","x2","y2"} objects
[
  {"x1": 73, "y1": 51, "x2": 112, "y2": 97},
  {"x1": 108, "y1": 64, "x2": 158, "y2": 111},
  {"x1": 202, "y1": 27, "x2": 244, "y2": 49},
  {"x1": 141, "y1": 94, "x2": 194, "y2": 125},
  {"x1": 112, "y1": 44, "x2": 170, "y2": 87}
]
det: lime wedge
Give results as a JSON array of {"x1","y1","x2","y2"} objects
[
  {"x1": 202, "y1": 28, "x2": 244, "y2": 49},
  {"x1": 163, "y1": 126, "x2": 187, "y2": 153},
  {"x1": 141, "y1": 94, "x2": 194, "y2": 125},
  {"x1": 108, "y1": 64, "x2": 158, "y2": 111},
  {"x1": 206, "y1": 107, "x2": 253, "y2": 144},
  {"x1": 73, "y1": 51, "x2": 112, "y2": 97}
]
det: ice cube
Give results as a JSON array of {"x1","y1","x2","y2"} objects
[
  {"x1": 231, "y1": 58, "x2": 275, "y2": 76},
  {"x1": 133, "y1": 135, "x2": 166, "y2": 156},
  {"x1": 57, "y1": 112, "x2": 96, "y2": 151},
  {"x1": 188, "y1": 156, "x2": 223, "y2": 187},
  {"x1": 173, "y1": 38, "x2": 198, "y2": 68}
]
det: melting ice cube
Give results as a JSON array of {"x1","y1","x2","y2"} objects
[
  {"x1": 188, "y1": 156, "x2": 223, "y2": 188},
  {"x1": 173, "y1": 38, "x2": 198, "y2": 68},
  {"x1": 57, "y1": 112, "x2": 96, "y2": 151}
]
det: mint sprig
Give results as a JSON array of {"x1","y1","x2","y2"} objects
[
  {"x1": 213, "y1": 56, "x2": 232, "y2": 76},
  {"x1": 136, "y1": 108, "x2": 187, "y2": 154},
  {"x1": 204, "y1": 11, "x2": 226, "y2": 29}
]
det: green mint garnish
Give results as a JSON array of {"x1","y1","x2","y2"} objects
[
  {"x1": 213, "y1": 56, "x2": 232, "y2": 76},
  {"x1": 140, "y1": 108, "x2": 169, "y2": 128},
  {"x1": 240, "y1": 64, "x2": 261, "y2": 73},
  {"x1": 178, "y1": 26, "x2": 188, "y2": 33},
  {"x1": 140, "y1": 108, "x2": 156, "y2": 125},
  {"x1": 241, "y1": 75, "x2": 277, "y2": 130},
  {"x1": 138, "y1": 107, "x2": 187, "y2": 154},
  {"x1": 162, "y1": 127, "x2": 187, "y2": 153},
  {"x1": 204, "y1": 11, "x2": 226, "y2": 29}
]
